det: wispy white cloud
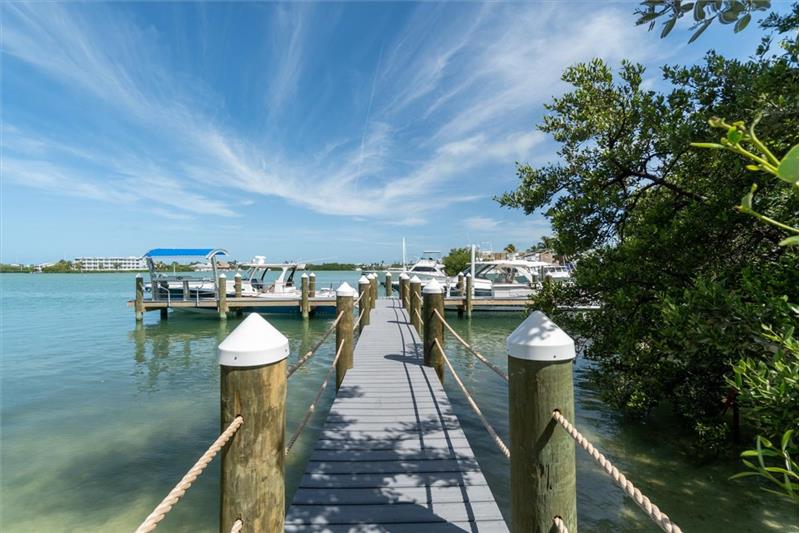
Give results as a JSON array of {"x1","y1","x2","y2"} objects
[{"x1": 3, "y1": 2, "x2": 661, "y2": 226}]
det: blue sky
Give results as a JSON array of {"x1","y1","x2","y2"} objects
[{"x1": 1, "y1": 2, "x2": 765, "y2": 264}]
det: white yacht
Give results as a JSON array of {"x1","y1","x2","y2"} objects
[
  {"x1": 237, "y1": 257, "x2": 334, "y2": 299},
  {"x1": 404, "y1": 252, "x2": 448, "y2": 284},
  {"x1": 448, "y1": 259, "x2": 572, "y2": 298}
]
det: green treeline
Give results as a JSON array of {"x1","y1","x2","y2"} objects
[
  {"x1": 499, "y1": 2, "x2": 798, "y2": 496},
  {"x1": 305, "y1": 263, "x2": 358, "y2": 271}
]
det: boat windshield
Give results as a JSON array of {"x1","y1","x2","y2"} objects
[
  {"x1": 411, "y1": 266, "x2": 439, "y2": 272},
  {"x1": 474, "y1": 264, "x2": 531, "y2": 284}
]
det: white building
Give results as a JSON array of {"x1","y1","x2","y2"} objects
[{"x1": 75, "y1": 256, "x2": 147, "y2": 271}]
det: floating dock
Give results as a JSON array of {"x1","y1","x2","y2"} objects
[{"x1": 285, "y1": 298, "x2": 508, "y2": 532}]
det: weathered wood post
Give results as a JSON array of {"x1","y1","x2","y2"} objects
[
  {"x1": 309, "y1": 272, "x2": 316, "y2": 297},
  {"x1": 507, "y1": 311, "x2": 577, "y2": 533},
  {"x1": 182, "y1": 280, "x2": 190, "y2": 302},
  {"x1": 218, "y1": 273, "x2": 228, "y2": 321},
  {"x1": 300, "y1": 273, "x2": 310, "y2": 320},
  {"x1": 234, "y1": 273, "x2": 243, "y2": 317},
  {"x1": 135, "y1": 274, "x2": 144, "y2": 321},
  {"x1": 456, "y1": 273, "x2": 465, "y2": 318},
  {"x1": 151, "y1": 279, "x2": 160, "y2": 301},
  {"x1": 385, "y1": 272, "x2": 392, "y2": 297},
  {"x1": 399, "y1": 273, "x2": 409, "y2": 310},
  {"x1": 422, "y1": 279, "x2": 445, "y2": 383},
  {"x1": 219, "y1": 313, "x2": 289, "y2": 533},
  {"x1": 335, "y1": 283, "x2": 355, "y2": 390},
  {"x1": 368, "y1": 273, "x2": 378, "y2": 308},
  {"x1": 358, "y1": 275, "x2": 371, "y2": 332},
  {"x1": 410, "y1": 275, "x2": 422, "y2": 333},
  {"x1": 465, "y1": 273, "x2": 473, "y2": 319}
]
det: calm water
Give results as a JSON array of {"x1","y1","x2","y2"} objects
[{"x1": 1, "y1": 273, "x2": 796, "y2": 532}]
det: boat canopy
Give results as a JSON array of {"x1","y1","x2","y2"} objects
[{"x1": 143, "y1": 248, "x2": 227, "y2": 260}]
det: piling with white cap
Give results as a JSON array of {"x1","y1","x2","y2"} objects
[
  {"x1": 300, "y1": 272, "x2": 310, "y2": 319},
  {"x1": 309, "y1": 272, "x2": 316, "y2": 298},
  {"x1": 358, "y1": 275, "x2": 371, "y2": 331},
  {"x1": 410, "y1": 275, "x2": 422, "y2": 332},
  {"x1": 335, "y1": 282, "x2": 356, "y2": 389},
  {"x1": 399, "y1": 273, "x2": 410, "y2": 310},
  {"x1": 134, "y1": 274, "x2": 144, "y2": 321},
  {"x1": 218, "y1": 273, "x2": 228, "y2": 320},
  {"x1": 507, "y1": 311, "x2": 576, "y2": 533},
  {"x1": 368, "y1": 273, "x2": 378, "y2": 309},
  {"x1": 385, "y1": 271, "x2": 393, "y2": 297},
  {"x1": 218, "y1": 313, "x2": 289, "y2": 532},
  {"x1": 422, "y1": 279, "x2": 445, "y2": 382}
]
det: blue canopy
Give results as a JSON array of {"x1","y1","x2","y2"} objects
[{"x1": 143, "y1": 248, "x2": 227, "y2": 259}]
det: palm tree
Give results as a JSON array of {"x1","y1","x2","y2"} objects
[{"x1": 503, "y1": 243, "x2": 517, "y2": 254}]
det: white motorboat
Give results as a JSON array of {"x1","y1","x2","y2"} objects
[
  {"x1": 404, "y1": 252, "x2": 448, "y2": 284},
  {"x1": 237, "y1": 257, "x2": 334, "y2": 299}
]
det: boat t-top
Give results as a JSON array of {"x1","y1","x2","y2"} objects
[
  {"x1": 144, "y1": 248, "x2": 228, "y2": 299},
  {"x1": 237, "y1": 257, "x2": 334, "y2": 299},
  {"x1": 448, "y1": 259, "x2": 565, "y2": 298}
]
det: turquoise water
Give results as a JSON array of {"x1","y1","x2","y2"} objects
[{"x1": 1, "y1": 273, "x2": 796, "y2": 532}]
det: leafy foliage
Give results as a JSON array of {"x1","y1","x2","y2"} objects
[
  {"x1": 502, "y1": 11, "x2": 798, "y2": 453},
  {"x1": 635, "y1": 0, "x2": 772, "y2": 43},
  {"x1": 442, "y1": 247, "x2": 472, "y2": 276}
]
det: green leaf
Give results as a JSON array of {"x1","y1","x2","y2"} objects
[
  {"x1": 688, "y1": 19, "x2": 713, "y2": 42},
  {"x1": 781, "y1": 430, "x2": 794, "y2": 451},
  {"x1": 661, "y1": 17, "x2": 676, "y2": 37},
  {"x1": 691, "y1": 142, "x2": 724, "y2": 149},
  {"x1": 680, "y1": 2, "x2": 695, "y2": 13},
  {"x1": 637, "y1": 11, "x2": 661, "y2": 24},
  {"x1": 779, "y1": 235, "x2": 799, "y2": 246},
  {"x1": 727, "y1": 128, "x2": 743, "y2": 144},
  {"x1": 777, "y1": 145, "x2": 798, "y2": 185},
  {"x1": 739, "y1": 184, "x2": 756, "y2": 211},
  {"x1": 719, "y1": 8, "x2": 740, "y2": 24},
  {"x1": 734, "y1": 13, "x2": 751, "y2": 32},
  {"x1": 693, "y1": 0, "x2": 707, "y2": 20}
]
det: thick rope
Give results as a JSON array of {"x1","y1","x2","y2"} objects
[
  {"x1": 436, "y1": 339, "x2": 510, "y2": 459},
  {"x1": 230, "y1": 519, "x2": 243, "y2": 533},
  {"x1": 135, "y1": 416, "x2": 244, "y2": 533},
  {"x1": 353, "y1": 307, "x2": 366, "y2": 333},
  {"x1": 285, "y1": 339, "x2": 345, "y2": 454},
  {"x1": 553, "y1": 516, "x2": 569, "y2": 533},
  {"x1": 287, "y1": 312, "x2": 343, "y2": 379},
  {"x1": 433, "y1": 308, "x2": 508, "y2": 382},
  {"x1": 552, "y1": 410, "x2": 683, "y2": 533}
]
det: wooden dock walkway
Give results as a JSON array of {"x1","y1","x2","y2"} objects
[{"x1": 285, "y1": 298, "x2": 508, "y2": 532}]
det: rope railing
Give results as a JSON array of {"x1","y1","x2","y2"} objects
[
  {"x1": 552, "y1": 410, "x2": 683, "y2": 533},
  {"x1": 355, "y1": 291, "x2": 365, "y2": 306},
  {"x1": 135, "y1": 416, "x2": 244, "y2": 533},
  {"x1": 433, "y1": 308, "x2": 508, "y2": 382},
  {"x1": 285, "y1": 339, "x2": 345, "y2": 454},
  {"x1": 287, "y1": 312, "x2": 344, "y2": 379},
  {"x1": 435, "y1": 338, "x2": 510, "y2": 459},
  {"x1": 353, "y1": 307, "x2": 366, "y2": 333}
]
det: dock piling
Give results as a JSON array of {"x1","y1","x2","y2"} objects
[
  {"x1": 399, "y1": 273, "x2": 410, "y2": 310},
  {"x1": 309, "y1": 273, "x2": 316, "y2": 298},
  {"x1": 410, "y1": 275, "x2": 422, "y2": 333},
  {"x1": 384, "y1": 271, "x2": 392, "y2": 297},
  {"x1": 465, "y1": 273, "x2": 473, "y2": 319},
  {"x1": 358, "y1": 276, "x2": 371, "y2": 332},
  {"x1": 457, "y1": 273, "x2": 464, "y2": 317},
  {"x1": 135, "y1": 274, "x2": 144, "y2": 321},
  {"x1": 422, "y1": 279, "x2": 445, "y2": 383},
  {"x1": 301, "y1": 273, "x2": 310, "y2": 320},
  {"x1": 218, "y1": 274, "x2": 228, "y2": 321},
  {"x1": 219, "y1": 314, "x2": 289, "y2": 533},
  {"x1": 368, "y1": 273, "x2": 378, "y2": 308},
  {"x1": 335, "y1": 283, "x2": 355, "y2": 390},
  {"x1": 507, "y1": 311, "x2": 577, "y2": 533}
]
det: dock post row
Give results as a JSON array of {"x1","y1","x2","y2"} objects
[{"x1": 196, "y1": 282, "x2": 580, "y2": 532}]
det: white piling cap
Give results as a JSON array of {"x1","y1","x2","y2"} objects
[
  {"x1": 219, "y1": 273, "x2": 227, "y2": 279},
  {"x1": 400, "y1": 273, "x2": 410, "y2": 280},
  {"x1": 310, "y1": 272, "x2": 316, "y2": 277},
  {"x1": 410, "y1": 275, "x2": 422, "y2": 284},
  {"x1": 218, "y1": 313, "x2": 289, "y2": 367},
  {"x1": 358, "y1": 275, "x2": 370, "y2": 285},
  {"x1": 385, "y1": 271, "x2": 392, "y2": 277},
  {"x1": 466, "y1": 273, "x2": 472, "y2": 278},
  {"x1": 506, "y1": 311, "x2": 575, "y2": 362},
  {"x1": 336, "y1": 282, "x2": 356, "y2": 297},
  {"x1": 367, "y1": 273, "x2": 376, "y2": 279},
  {"x1": 301, "y1": 272, "x2": 308, "y2": 279},
  {"x1": 234, "y1": 272, "x2": 241, "y2": 278},
  {"x1": 423, "y1": 278, "x2": 443, "y2": 294},
  {"x1": 136, "y1": 273, "x2": 142, "y2": 278}
]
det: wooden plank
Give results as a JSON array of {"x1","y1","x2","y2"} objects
[{"x1": 287, "y1": 298, "x2": 508, "y2": 532}]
